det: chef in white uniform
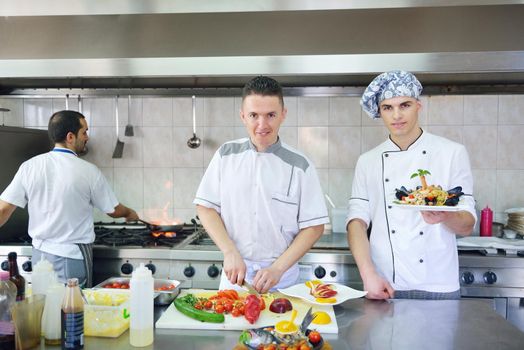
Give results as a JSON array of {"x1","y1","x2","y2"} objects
[
  {"x1": 194, "y1": 76, "x2": 329, "y2": 293},
  {"x1": 347, "y1": 70, "x2": 476, "y2": 300}
]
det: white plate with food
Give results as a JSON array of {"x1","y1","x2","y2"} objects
[
  {"x1": 391, "y1": 200, "x2": 467, "y2": 212},
  {"x1": 278, "y1": 281, "x2": 367, "y2": 306}
]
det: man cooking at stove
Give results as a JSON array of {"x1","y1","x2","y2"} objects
[
  {"x1": 194, "y1": 76, "x2": 329, "y2": 294},
  {"x1": 347, "y1": 70, "x2": 477, "y2": 300},
  {"x1": 0, "y1": 110, "x2": 138, "y2": 287}
]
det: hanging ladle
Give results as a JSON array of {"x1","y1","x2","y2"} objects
[{"x1": 187, "y1": 95, "x2": 201, "y2": 149}]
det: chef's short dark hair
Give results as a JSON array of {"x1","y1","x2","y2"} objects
[
  {"x1": 242, "y1": 76, "x2": 284, "y2": 107},
  {"x1": 48, "y1": 110, "x2": 86, "y2": 143}
]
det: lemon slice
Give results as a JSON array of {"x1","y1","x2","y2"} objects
[
  {"x1": 305, "y1": 280, "x2": 322, "y2": 288},
  {"x1": 312, "y1": 311, "x2": 331, "y2": 325},
  {"x1": 315, "y1": 297, "x2": 337, "y2": 304}
]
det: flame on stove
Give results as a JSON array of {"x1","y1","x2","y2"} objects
[{"x1": 151, "y1": 231, "x2": 177, "y2": 238}]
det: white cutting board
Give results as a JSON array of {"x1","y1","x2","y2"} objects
[{"x1": 156, "y1": 289, "x2": 338, "y2": 334}]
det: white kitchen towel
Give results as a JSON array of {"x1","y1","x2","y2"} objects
[{"x1": 457, "y1": 236, "x2": 524, "y2": 250}]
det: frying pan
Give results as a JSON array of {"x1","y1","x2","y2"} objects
[{"x1": 138, "y1": 219, "x2": 184, "y2": 233}]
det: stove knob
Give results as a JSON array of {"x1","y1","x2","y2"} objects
[
  {"x1": 1, "y1": 260, "x2": 8, "y2": 271},
  {"x1": 483, "y1": 271, "x2": 497, "y2": 284},
  {"x1": 184, "y1": 266, "x2": 195, "y2": 278},
  {"x1": 121, "y1": 262, "x2": 133, "y2": 275},
  {"x1": 22, "y1": 260, "x2": 32, "y2": 272},
  {"x1": 207, "y1": 265, "x2": 220, "y2": 278},
  {"x1": 461, "y1": 271, "x2": 475, "y2": 285},
  {"x1": 314, "y1": 266, "x2": 326, "y2": 279},
  {"x1": 145, "y1": 263, "x2": 156, "y2": 275}
]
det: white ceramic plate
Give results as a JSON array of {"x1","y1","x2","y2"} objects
[
  {"x1": 391, "y1": 200, "x2": 466, "y2": 212},
  {"x1": 278, "y1": 283, "x2": 367, "y2": 306}
]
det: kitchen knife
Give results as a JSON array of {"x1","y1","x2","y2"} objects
[{"x1": 242, "y1": 281, "x2": 260, "y2": 297}]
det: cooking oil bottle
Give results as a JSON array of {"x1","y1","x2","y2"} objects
[
  {"x1": 61, "y1": 278, "x2": 84, "y2": 349},
  {"x1": 130, "y1": 263, "x2": 154, "y2": 347}
]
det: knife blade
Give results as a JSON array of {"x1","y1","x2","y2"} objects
[{"x1": 242, "y1": 281, "x2": 260, "y2": 297}]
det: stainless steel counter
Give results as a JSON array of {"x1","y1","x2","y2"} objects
[{"x1": 41, "y1": 298, "x2": 524, "y2": 349}]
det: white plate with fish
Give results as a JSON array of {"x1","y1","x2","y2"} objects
[{"x1": 278, "y1": 282, "x2": 367, "y2": 306}]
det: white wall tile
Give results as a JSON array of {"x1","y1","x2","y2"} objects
[
  {"x1": 472, "y1": 169, "x2": 497, "y2": 211},
  {"x1": 142, "y1": 208, "x2": 174, "y2": 223},
  {"x1": 428, "y1": 95, "x2": 464, "y2": 125},
  {"x1": 173, "y1": 208, "x2": 198, "y2": 223},
  {"x1": 278, "y1": 127, "x2": 298, "y2": 149},
  {"x1": 361, "y1": 112, "x2": 384, "y2": 126},
  {"x1": 497, "y1": 125, "x2": 524, "y2": 169},
  {"x1": 328, "y1": 127, "x2": 361, "y2": 168},
  {"x1": 495, "y1": 170, "x2": 524, "y2": 213},
  {"x1": 24, "y1": 99, "x2": 53, "y2": 127},
  {"x1": 297, "y1": 127, "x2": 328, "y2": 168},
  {"x1": 82, "y1": 127, "x2": 114, "y2": 168},
  {"x1": 173, "y1": 97, "x2": 203, "y2": 128},
  {"x1": 283, "y1": 97, "x2": 298, "y2": 127},
  {"x1": 426, "y1": 125, "x2": 463, "y2": 144},
  {"x1": 204, "y1": 97, "x2": 236, "y2": 127},
  {"x1": 298, "y1": 97, "x2": 329, "y2": 126},
  {"x1": 361, "y1": 126, "x2": 388, "y2": 153},
  {"x1": 202, "y1": 126, "x2": 236, "y2": 166},
  {"x1": 173, "y1": 126, "x2": 204, "y2": 168},
  {"x1": 53, "y1": 97, "x2": 79, "y2": 113},
  {"x1": 114, "y1": 167, "x2": 144, "y2": 210},
  {"x1": 463, "y1": 125, "x2": 497, "y2": 169},
  {"x1": 329, "y1": 97, "x2": 361, "y2": 126},
  {"x1": 83, "y1": 98, "x2": 115, "y2": 127},
  {"x1": 498, "y1": 95, "x2": 524, "y2": 125},
  {"x1": 417, "y1": 96, "x2": 429, "y2": 127},
  {"x1": 0, "y1": 98, "x2": 23, "y2": 127},
  {"x1": 142, "y1": 127, "x2": 174, "y2": 168},
  {"x1": 143, "y1": 168, "x2": 174, "y2": 212},
  {"x1": 328, "y1": 169, "x2": 355, "y2": 208},
  {"x1": 464, "y1": 95, "x2": 498, "y2": 125},
  {"x1": 234, "y1": 97, "x2": 244, "y2": 127},
  {"x1": 124, "y1": 96, "x2": 143, "y2": 128},
  {"x1": 173, "y1": 168, "x2": 204, "y2": 208},
  {"x1": 316, "y1": 168, "x2": 329, "y2": 201},
  {"x1": 143, "y1": 97, "x2": 173, "y2": 127}
]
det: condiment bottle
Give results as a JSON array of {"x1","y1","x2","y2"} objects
[
  {"x1": 0, "y1": 271, "x2": 17, "y2": 350},
  {"x1": 130, "y1": 263, "x2": 154, "y2": 347},
  {"x1": 480, "y1": 206, "x2": 493, "y2": 237},
  {"x1": 43, "y1": 282, "x2": 65, "y2": 345},
  {"x1": 61, "y1": 278, "x2": 84, "y2": 349},
  {"x1": 8, "y1": 252, "x2": 25, "y2": 301},
  {"x1": 32, "y1": 257, "x2": 56, "y2": 296}
]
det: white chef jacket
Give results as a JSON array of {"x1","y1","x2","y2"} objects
[
  {"x1": 194, "y1": 138, "x2": 329, "y2": 287},
  {"x1": 0, "y1": 147, "x2": 119, "y2": 259},
  {"x1": 347, "y1": 131, "x2": 476, "y2": 293}
]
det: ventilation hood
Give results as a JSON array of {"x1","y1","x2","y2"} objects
[{"x1": 1, "y1": 1, "x2": 524, "y2": 94}]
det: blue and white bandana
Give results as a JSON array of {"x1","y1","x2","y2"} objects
[{"x1": 360, "y1": 70, "x2": 423, "y2": 119}]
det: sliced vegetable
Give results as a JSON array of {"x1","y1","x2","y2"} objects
[
  {"x1": 269, "y1": 298, "x2": 293, "y2": 314},
  {"x1": 244, "y1": 294, "x2": 262, "y2": 324},
  {"x1": 310, "y1": 283, "x2": 337, "y2": 298},
  {"x1": 174, "y1": 294, "x2": 225, "y2": 323}
]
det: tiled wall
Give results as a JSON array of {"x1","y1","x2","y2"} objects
[{"x1": 1, "y1": 94, "x2": 524, "y2": 233}]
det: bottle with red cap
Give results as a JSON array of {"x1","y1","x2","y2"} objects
[{"x1": 480, "y1": 206, "x2": 493, "y2": 237}]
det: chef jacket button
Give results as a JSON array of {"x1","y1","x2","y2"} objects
[
  {"x1": 391, "y1": 229, "x2": 396, "y2": 234},
  {"x1": 384, "y1": 154, "x2": 389, "y2": 157},
  {"x1": 385, "y1": 178, "x2": 389, "y2": 182},
  {"x1": 419, "y1": 259, "x2": 424, "y2": 263},
  {"x1": 419, "y1": 231, "x2": 424, "y2": 235},
  {"x1": 388, "y1": 205, "x2": 392, "y2": 209},
  {"x1": 422, "y1": 150, "x2": 427, "y2": 154}
]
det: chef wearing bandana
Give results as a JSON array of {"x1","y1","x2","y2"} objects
[{"x1": 347, "y1": 71, "x2": 476, "y2": 300}]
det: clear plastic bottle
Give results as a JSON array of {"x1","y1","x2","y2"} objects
[
  {"x1": 32, "y1": 257, "x2": 56, "y2": 296},
  {"x1": 0, "y1": 271, "x2": 16, "y2": 350},
  {"x1": 61, "y1": 278, "x2": 84, "y2": 349},
  {"x1": 129, "y1": 263, "x2": 154, "y2": 347},
  {"x1": 43, "y1": 282, "x2": 65, "y2": 345},
  {"x1": 8, "y1": 252, "x2": 25, "y2": 301}
]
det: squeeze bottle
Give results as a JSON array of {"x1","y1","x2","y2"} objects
[
  {"x1": 130, "y1": 263, "x2": 154, "y2": 347},
  {"x1": 480, "y1": 206, "x2": 493, "y2": 237},
  {"x1": 32, "y1": 258, "x2": 56, "y2": 296},
  {"x1": 0, "y1": 271, "x2": 16, "y2": 350}
]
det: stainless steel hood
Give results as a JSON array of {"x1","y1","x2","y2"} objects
[{"x1": 1, "y1": 1, "x2": 524, "y2": 93}]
